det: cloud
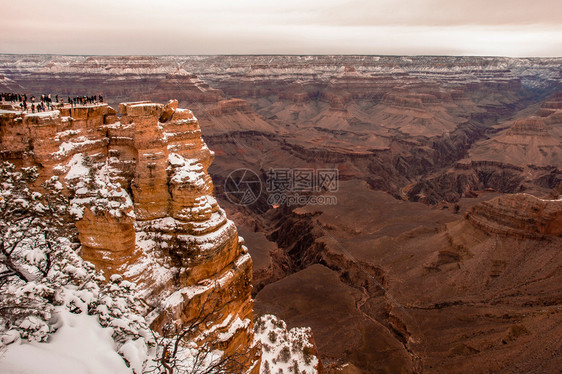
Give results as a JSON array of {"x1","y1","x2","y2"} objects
[
  {"x1": 0, "y1": 0, "x2": 561, "y2": 56},
  {"x1": 314, "y1": 0, "x2": 562, "y2": 27}
]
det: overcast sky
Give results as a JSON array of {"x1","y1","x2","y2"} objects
[{"x1": 1, "y1": 0, "x2": 561, "y2": 56}]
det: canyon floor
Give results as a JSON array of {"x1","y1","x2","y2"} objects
[
  {"x1": 248, "y1": 182, "x2": 561, "y2": 373},
  {"x1": 1, "y1": 54, "x2": 560, "y2": 373}
]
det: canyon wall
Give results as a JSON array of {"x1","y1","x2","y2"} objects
[
  {"x1": 2, "y1": 54, "x2": 561, "y2": 372},
  {"x1": 0, "y1": 101, "x2": 261, "y2": 372},
  {"x1": 252, "y1": 179, "x2": 561, "y2": 373},
  {"x1": 2, "y1": 55, "x2": 561, "y2": 205}
]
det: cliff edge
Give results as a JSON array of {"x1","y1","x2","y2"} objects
[{"x1": 0, "y1": 100, "x2": 260, "y2": 372}]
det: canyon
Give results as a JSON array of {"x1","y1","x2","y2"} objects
[{"x1": 1, "y1": 54, "x2": 561, "y2": 373}]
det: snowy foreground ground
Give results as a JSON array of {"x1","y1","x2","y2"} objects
[
  {"x1": 1, "y1": 308, "x2": 132, "y2": 374},
  {"x1": 1, "y1": 312, "x2": 318, "y2": 374}
]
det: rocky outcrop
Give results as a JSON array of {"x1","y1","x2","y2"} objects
[
  {"x1": 150, "y1": 68, "x2": 224, "y2": 106},
  {"x1": 406, "y1": 92, "x2": 562, "y2": 204},
  {"x1": 196, "y1": 98, "x2": 277, "y2": 135},
  {"x1": 469, "y1": 94, "x2": 562, "y2": 167},
  {"x1": 208, "y1": 98, "x2": 251, "y2": 116},
  {"x1": 466, "y1": 193, "x2": 562, "y2": 239},
  {"x1": 507, "y1": 117, "x2": 550, "y2": 136},
  {"x1": 0, "y1": 100, "x2": 261, "y2": 372},
  {"x1": 75, "y1": 209, "x2": 138, "y2": 275}
]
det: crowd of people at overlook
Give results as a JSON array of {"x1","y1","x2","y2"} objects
[{"x1": 1, "y1": 92, "x2": 103, "y2": 113}]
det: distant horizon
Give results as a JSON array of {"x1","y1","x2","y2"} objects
[{"x1": 1, "y1": 52, "x2": 561, "y2": 59}]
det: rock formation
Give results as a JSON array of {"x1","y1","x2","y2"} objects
[
  {"x1": 255, "y1": 180, "x2": 562, "y2": 373},
  {"x1": 469, "y1": 103, "x2": 562, "y2": 167},
  {"x1": 2, "y1": 54, "x2": 562, "y2": 372},
  {"x1": 0, "y1": 100, "x2": 261, "y2": 372},
  {"x1": 2, "y1": 55, "x2": 561, "y2": 202},
  {"x1": 466, "y1": 193, "x2": 562, "y2": 239}
]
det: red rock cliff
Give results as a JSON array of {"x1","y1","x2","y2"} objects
[{"x1": 0, "y1": 101, "x2": 260, "y2": 372}]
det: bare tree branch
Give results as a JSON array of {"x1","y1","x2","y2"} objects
[{"x1": 148, "y1": 297, "x2": 252, "y2": 374}]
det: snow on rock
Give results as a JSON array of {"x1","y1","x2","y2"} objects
[
  {"x1": 122, "y1": 229, "x2": 179, "y2": 307},
  {"x1": 64, "y1": 153, "x2": 89, "y2": 180},
  {"x1": 216, "y1": 316, "x2": 251, "y2": 343},
  {"x1": 160, "y1": 254, "x2": 249, "y2": 309},
  {"x1": 1, "y1": 99, "x2": 263, "y2": 371},
  {"x1": 53, "y1": 136, "x2": 102, "y2": 158},
  {"x1": 176, "y1": 220, "x2": 234, "y2": 251},
  {"x1": 64, "y1": 154, "x2": 135, "y2": 220},
  {"x1": 25, "y1": 110, "x2": 60, "y2": 119},
  {"x1": 168, "y1": 152, "x2": 206, "y2": 187},
  {"x1": 255, "y1": 314, "x2": 319, "y2": 374}
]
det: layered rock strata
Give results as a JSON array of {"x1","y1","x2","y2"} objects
[
  {"x1": 466, "y1": 193, "x2": 562, "y2": 239},
  {"x1": 0, "y1": 101, "x2": 260, "y2": 372}
]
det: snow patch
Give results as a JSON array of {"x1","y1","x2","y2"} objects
[
  {"x1": 0, "y1": 308, "x2": 131, "y2": 374},
  {"x1": 255, "y1": 314, "x2": 319, "y2": 374}
]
